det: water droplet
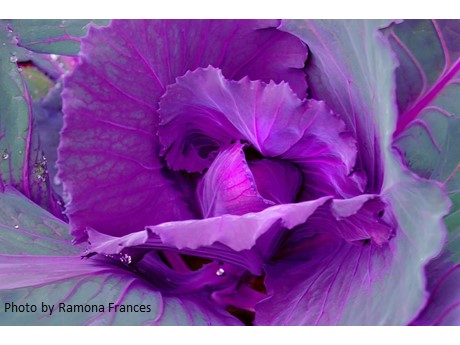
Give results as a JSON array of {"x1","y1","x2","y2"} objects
[
  {"x1": 36, "y1": 174, "x2": 46, "y2": 182},
  {"x1": 50, "y1": 54, "x2": 58, "y2": 60},
  {"x1": 14, "y1": 225, "x2": 19, "y2": 229},
  {"x1": 7, "y1": 26, "x2": 13, "y2": 33},
  {"x1": 120, "y1": 253, "x2": 132, "y2": 265},
  {"x1": 53, "y1": 175, "x2": 62, "y2": 186},
  {"x1": 34, "y1": 157, "x2": 48, "y2": 182},
  {"x1": 18, "y1": 150, "x2": 23, "y2": 154},
  {"x1": 2, "y1": 43, "x2": 5, "y2": 46},
  {"x1": 17, "y1": 67, "x2": 22, "y2": 72},
  {"x1": 216, "y1": 268, "x2": 225, "y2": 276},
  {"x1": 9, "y1": 55, "x2": 18, "y2": 63},
  {"x1": 1, "y1": 151, "x2": 8, "y2": 160}
]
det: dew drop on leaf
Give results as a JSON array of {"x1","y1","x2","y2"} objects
[
  {"x1": 33, "y1": 157, "x2": 48, "y2": 182},
  {"x1": 120, "y1": 253, "x2": 132, "y2": 265}
]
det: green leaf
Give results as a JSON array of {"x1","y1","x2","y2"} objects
[
  {"x1": 381, "y1": 20, "x2": 460, "y2": 325},
  {"x1": 0, "y1": 187, "x2": 240, "y2": 325},
  {"x1": 9, "y1": 20, "x2": 110, "y2": 56},
  {"x1": 410, "y1": 192, "x2": 460, "y2": 325},
  {"x1": 384, "y1": 20, "x2": 460, "y2": 325},
  {"x1": 445, "y1": 193, "x2": 460, "y2": 263},
  {"x1": 384, "y1": 20, "x2": 460, "y2": 194},
  {"x1": 0, "y1": 272, "x2": 221, "y2": 325},
  {"x1": 22, "y1": 66, "x2": 53, "y2": 100},
  {"x1": 0, "y1": 186, "x2": 77, "y2": 255},
  {"x1": 271, "y1": 19, "x2": 450, "y2": 325},
  {"x1": 0, "y1": 24, "x2": 31, "y2": 192},
  {"x1": 0, "y1": 22, "x2": 62, "y2": 217}
]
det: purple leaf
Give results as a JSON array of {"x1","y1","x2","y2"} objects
[
  {"x1": 58, "y1": 20, "x2": 308, "y2": 241},
  {"x1": 248, "y1": 157, "x2": 302, "y2": 205},
  {"x1": 86, "y1": 194, "x2": 394, "y2": 280},
  {"x1": 255, "y1": 181, "x2": 444, "y2": 325},
  {"x1": 410, "y1": 193, "x2": 460, "y2": 325},
  {"x1": 86, "y1": 197, "x2": 333, "y2": 275},
  {"x1": 197, "y1": 143, "x2": 274, "y2": 218},
  {"x1": 0, "y1": 255, "x2": 112, "y2": 289},
  {"x1": 159, "y1": 67, "x2": 362, "y2": 199},
  {"x1": 411, "y1": 262, "x2": 460, "y2": 325},
  {"x1": 328, "y1": 195, "x2": 395, "y2": 246}
]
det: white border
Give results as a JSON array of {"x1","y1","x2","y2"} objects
[
  {"x1": 2, "y1": 0, "x2": 459, "y2": 19},
  {"x1": 2, "y1": 326, "x2": 458, "y2": 344}
]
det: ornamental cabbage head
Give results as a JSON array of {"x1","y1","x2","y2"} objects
[{"x1": 0, "y1": 19, "x2": 456, "y2": 326}]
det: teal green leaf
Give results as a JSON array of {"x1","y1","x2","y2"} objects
[
  {"x1": 384, "y1": 20, "x2": 460, "y2": 194},
  {"x1": 410, "y1": 192, "x2": 460, "y2": 325},
  {"x1": 22, "y1": 65, "x2": 53, "y2": 100},
  {"x1": 0, "y1": 187, "x2": 240, "y2": 325},
  {"x1": 283, "y1": 20, "x2": 392, "y2": 191},
  {"x1": 0, "y1": 259, "x2": 240, "y2": 325},
  {"x1": 1, "y1": 24, "x2": 31, "y2": 193},
  {"x1": 0, "y1": 186, "x2": 78, "y2": 255},
  {"x1": 445, "y1": 193, "x2": 460, "y2": 263},
  {"x1": 9, "y1": 20, "x2": 110, "y2": 56},
  {"x1": 381, "y1": 19, "x2": 460, "y2": 325},
  {"x1": 0, "y1": 23, "x2": 62, "y2": 217},
  {"x1": 256, "y1": 19, "x2": 450, "y2": 325}
]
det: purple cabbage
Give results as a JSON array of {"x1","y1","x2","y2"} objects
[{"x1": 0, "y1": 19, "x2": 457, "y2": 325}]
